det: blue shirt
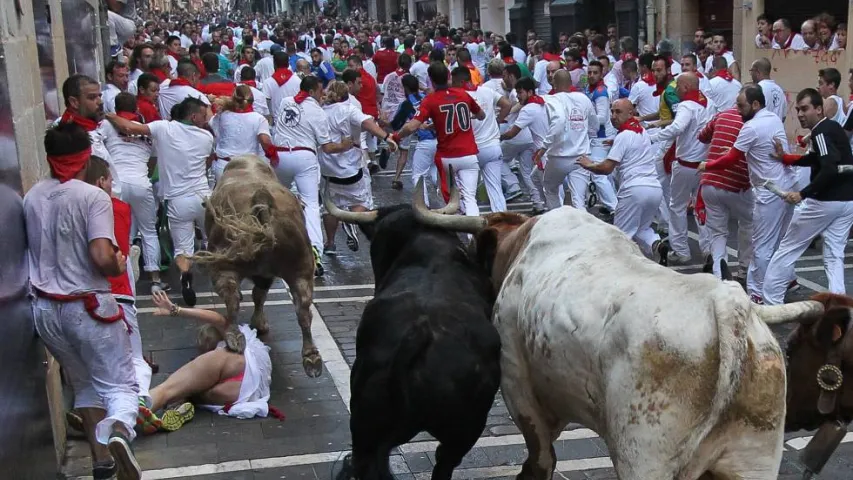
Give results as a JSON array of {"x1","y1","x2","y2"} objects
[
  {"x1": 311, "y1": 61, "x2": 336, "y2": 86},
  {"x1": 586, "y1": 84, "x2": 609, "y2": 138}
]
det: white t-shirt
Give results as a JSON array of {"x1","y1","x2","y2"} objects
[
  {"x1": 363, "y1": 60, "x2": 378, "y2": 80},
  {"x1": 241, "y1": 84, "x2": 270, "y2": 117},
  {"x1": 514, "y1": 103, "x2": 548, "y2": 150},
  {"x1": 410, "y1": 60, "x2": 431, "y2": 90},
  {"x1": 607, "y1": 129, "x2": 660, "y2": 189},
  {"x1": 101, "y1": 119, "x2": 154, "y2": 186},
  {"x1": 253, "y1": 57, "x2": 275, "y2": 84},
  {"x1": 102, "y1": 84, "x2": 122, "y2": 114},
  {"x1": 466, "y1": 42, "x2": 487, "y2": 73},
  {"x1": 733, "y1": 108, "x2": 794, "y2": 193},
  {"x1": 157, "y1": 81, "x2": 211, "y2": 120},
  {"x1": 772, "y1": 34, "x2": 807, "y2": 50},
  {"x1": 210, "y1": 111, "x2": 270, "y2": 159},
  {"x1": 629, "y1": 80, "x2": 658, "y2": 118},
  {"x1": 533, "y1": 60, "x2": 551, "y2": 95},
  {"x1": 263, "y1": 74, "x2": 302, "y2": 123},
  {"x1": 704, "y1": 51, "x2": 737, "y2": 75},
  {"x1": 320, "y1": 102, "x2": 371, "y2": 178},
  {"x1": 147, "y1": 120, "x2": 213, "y2": 199},
  {"x1": 708, "y1": 76, "x2": 742, "y2": 113},
  {"x1": 469, "y1": 87, "x2": 502, "y2": 148},
  {"x1": 381, "y1": 71, "x2": 406, "y2": 118},
  {"x1": 648, "y1": 98, "x2": 714, "y2": 162},
  {"x1": 23, "y1": 179, "x2": 116, "y2": 295},
  {"x1": 758, "y1": 78, "x2": 788, "y2": 122},
  {"x1": 272, "y1": 96, "x2": 332, "y2": 151}
]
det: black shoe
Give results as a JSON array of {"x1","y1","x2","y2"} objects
[
  {"x1": 655, "y1": 239, "x2": 670, "y2": 267},
  {"x1": 367, "y1": 162, "x2": 380, "y2": 175},
  {"x1": 107, "y1": 431, "x2": 142, "y2": 480},
  {"x1": 181, "y1": 271, "x2": 196, "y2": 307},
  {"x1": 92, "y1": 460, "x2": 117, "y2": 480},
  {"x1": 378, "y1": 148, "x2": 390, "y2": 169}
]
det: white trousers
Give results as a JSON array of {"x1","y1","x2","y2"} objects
[
  {"x1": 700, "y1": 185, "x2": 754, "y2": 282},
  {"x1": 654, "y1": 142, "x2": 672, "y2": 228},
  {"x1": 477, "y1": 144, "x2": 506, "y2": 213},
  {"x1": 501, "y1": 161, "x2": 520, "y2": 193},
  {"x1": 763, "y1": 199, "x2": 853, "y2": 304},
  {"x1": 122, "y1": 304, "x2": 152, "y2": 405},
  {"x1": 274, "y1": 150, "x2": 323, "y2": 252},
  {"x1": 502, "y1": 142, "x2": 543, "y2": 207},
  {"x1": 212, "y1": 158, "x2": 229, "y2": 184},
  {"x1": 750, "y1": 193, "x2": 795, "y2": 298},
  {"x1": 668, "y1": 162, "x2": 709, "y2": 257},
  {"x1": 438, "y1": 154, "x2": 480, "y2": 216},
  {"x1": 568, "y1": 168, "x2": 618, "y2": 211},
  {"x1": 411, "y1": 139, "x2": 438, "y2": 207},
  {"x1": 615, "y1": 184, "x2": 662, "y2": 256},
  {"x1": 119, "y1": 181, "x2": 161, "y2": 272},
  {"x1": 543, "y1": 155, "x2": 582, "y2": 210},
  {"x1": 33, "y1": 296, "x2": 138, "y2": 444},
  {"x1": 166, "y1": 191, "x2": 208, "y2": 257}
]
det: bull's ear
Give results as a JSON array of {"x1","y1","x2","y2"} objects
[
  {"x1": 814, "y1": 308, "x2": 850, "y2": 347},
  {"x1": 474, "y1": 228, "x2": 499, "y2": 275}
]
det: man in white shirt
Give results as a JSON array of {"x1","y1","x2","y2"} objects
[
  {"x1": 106, "y1": 97, "x2": 214, "y2": 306},
  {"x1": 703, "y1": 85, "x2": 794, "y2": 303},
  {"x1": 158, "y1": 60, "x2": 210, "y2": 120},
  {"x1": 465, "y1": 29, "x2": 488, "y2": 77},
  {"x1": 102, "y1": 60, "x2": 129, "y2": 113},
  {"x1": 101, "y1": 92, "x2": 166, "y2": 292},
  {"x1": 681, "y1": 53, "x2": 711, "y2": 95},
  {"x1": 179, "y1": 21, "x2": 193, "y2": 49},
  {"x1": 500, "y1": 76, "x2": 549, "y2": 211},
  {"x1": 262, "y1": 51, "x2": 302, "y2": 124},
  {"x1": 801, "y1": 19, "x2": 821, "y2": 50},
  {"x1": 253, "y1": 43, "x2": 278, "y2": 84},
  {"x1": 704, "y1": 33, "x2": 739, "y2": 81},
  {"x1": 533, "y1": 45, "x2": 559, "y2": 95},
  {"x1": 409, "y1": 43, "x2": 433, "y2": 91},
  {"x1": 648, "y1": 73, "x2": 715, "y2": 264},
  {"x1": 237, "y1": 67, "x2": 270, "y2": 118},
  {"x1": 707, "y1": 56, "x2": 742, "y2": 113},
  {"x1": 749, "y1": 57, "x2": 788, "y2": 122},
  {"x1": 452, "y1": 67, "x2": 511, "y2": 213},
  {"x1": 818, "y1": 67, "x2": 847, "y2": 125},
  {"x1": 625, "y1": 55, "x2": 659, "y2": 119},
  {"x1": 771, "y1": 19, "x2": 806, "y2": 50},
  {"x1": 579, "y1": 98, "x2": 663, "y2": 257},
  {"x1": 358, "y1": 44, "x2": 378, "y2": 80}
]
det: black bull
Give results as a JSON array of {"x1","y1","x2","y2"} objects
[{"x1": 325, "y1": 198, "x2": 502, "y2": 480}]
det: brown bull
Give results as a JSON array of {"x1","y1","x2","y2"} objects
[{"x1": 194, "y1": 155, "x2": 322, "y2": 377}]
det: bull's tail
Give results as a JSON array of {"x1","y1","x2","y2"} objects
[
  {"x1": 193, "y1": 188, "x2": 278, "y2": 270},
  {"x1": 390, "y1": 315, "x2": 434, "y2": 409},
  {"x1": 680, "y1": 281, "x2": 751, "y2": 462}
]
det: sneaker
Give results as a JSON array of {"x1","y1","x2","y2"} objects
[
  {"x1": 136, "y1": 398, "x2": 162, "y2": 435},
  {"x1": 312, "y1": 246, "x2": 325, "y2": 277},
  {"x1": 505, "y1": 189, "x2": 523, "y2": 202},
  {"x1": 787, "y1": 279, "x2": 801, "y2": 293},
  {"x1": 653, "y1": 239, "x2": 670, "y2": 266},
  {"x1": 391, "y1": 180, "x2": 403, "y2": 190},
  {"x1": 150, "y1": 281, "x2": 171, "y2": 293},
  {"x1": 160, "y1": 402, "x2": 195, "y2": 432},
  {"x1": 181, "y1": 271, "x2": 196, "y2": 307},
  {"x1": 367, "y1": 162, "x2": 380, "y2": 175},
  {"x1": 324, "y1": 244, "x2": 337, "y2": 256},
  {"x1": 129, "y1": 245, "x2": 141, "y2": 282},
  {"x1": 342, "y1": 222, "x2": 359, "y2": 252},
  {"x1": 92, "y1": 460, "x2": 117, "y2": 480},
  {"x1": 750, "y1": 294, "x2": 765, "y2": 305},
  {"x1": 107, "y1": 431, "x2": 142, "y2": 480},
  {"x1": 666, "y1": 251, "x2": 690, "y2": 265}
]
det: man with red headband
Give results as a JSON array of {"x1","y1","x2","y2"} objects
[{"x1": 25, "y1": 123, "x2": 142, "y2": 480}]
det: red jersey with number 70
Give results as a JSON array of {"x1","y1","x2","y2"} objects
[{"x1": 413, "y1": 87, "x2": 482, "y2": 157}]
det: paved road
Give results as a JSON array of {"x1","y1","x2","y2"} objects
[{"x1": 63, "y1": 165, "x2": 853, "y2": 480}]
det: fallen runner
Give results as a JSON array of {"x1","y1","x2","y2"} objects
[{"x1": 137, "y1": 291, "x2": 275, "y2": 433}]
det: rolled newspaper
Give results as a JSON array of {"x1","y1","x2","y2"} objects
[{"x1": 762, "y1": 180, "x2": 788, "y2": 198}]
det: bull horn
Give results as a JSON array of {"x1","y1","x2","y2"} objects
[
  {"x1": 433, "y1": 166, "x2": 461, "y2": 215},
  {"x1": 412, "y1": 176, "x2": 487, "y2": 233},
  {"x1": 322, "y1": 184, "x2": 378, "y2": 224},
  {"x1": 755, "y1": 300, "x2": 825, "y2": 325}
]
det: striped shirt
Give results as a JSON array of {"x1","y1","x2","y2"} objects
[{"x1": 699, "y1": 108, "x2": 750, "y2": 192}]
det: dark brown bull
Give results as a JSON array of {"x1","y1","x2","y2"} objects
[
  {"x1": 411, "y1": 189, "x2": 853, "y2": 477},
  {"x1": 194, "y1": 155, "x2": 322, "y2": 377}
]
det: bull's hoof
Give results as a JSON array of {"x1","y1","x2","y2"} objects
[
  {"x1": 224, "y1": 326, "x2": 246, "y2": 354},
  {"x1": 250, "y1": 313, "x2": 269, "y2": 335},
  {"x1": 302, "y1": 352, "x2": 324, "y2": 378}
]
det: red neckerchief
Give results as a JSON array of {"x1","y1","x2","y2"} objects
[
  {"x1": 542, "y1": 53, "x2": 561, "y2": 62},
  {"x1": 151, "y1": 68, "x2": 168, "y2": 82},
  {"x1": 272, "y1": 68, "x2": 293, "y2": 86},
  {"x1": 60, "y1": 109, "x2": 98, "y2": 132},
  {"x1": 642, "y1": 72, "x2": 656, "y2": 87},
  {"x1": 502, "y1": 56, "x2": 516, "y2": 65},
  {"x1": 569, "y1": 65, "x2": 583, "y2": 72},
  {"x1": 115, "y1": 111, "x2": 142, "y2": 122},
  {"x1": 167, "y1": 50, "x2": 182, "y2": 61},
  {"x1": 242, "y1": 80, "x2": 257, "y2": 88},
  {"x1": 526, "y1": 95, "x2": 545, "y2": 105},
  {"x1": 586, "y1": 80, "x2": 603, "y2": 93},
  {"x1": 191, "y1": 58, "x2": 206, "y2": 77},
  {"x1": 548, "y1": 88, "x2": 555, "y2": 95},
  {"x1": 137, "y1": 96, "x2": 161, "y2": 122},
  {"x1": 464, "y1": 61, "x2": 476, "y2": 70},
  {"x1": 618, "y1": 117, "x2": 644, "y2": 133},
  {"x1": 680, "y1": 89, "x2": 708, "y2": 107},
  {"x1": 653, "y1": 76, "x2": 672, "y2": 97},
  {"x1": 404, "y1": 48, "x2": 415, "y2": 56},
  {"x1": 620, "y1": 53, "x2": 635, "y2": 62},
  {"x1": 294, "y1": 91, "x2": 310, "y2": 104},
  {"x1": 419, "y1": 55, "x2": 429, "y2": 63},
  {"x1": 232, "y1": 103, "x2": 254, "y2": 113},
  {"x1": 169, "y1": 77, "x2": 194, "y2": 88},
  {"x1": 715, "y1": 69, "x2": 734, "y2": 82},
  {"x1": 239, "y1": 58, "x2": 252, "y2": 65},
  {"x1": 395, "y1": 68, "x2": 406, "y2": 76}
]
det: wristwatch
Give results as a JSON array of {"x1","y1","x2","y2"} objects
[{"x1": 169, "y1": 304, "x2": 181, "y2": 317}]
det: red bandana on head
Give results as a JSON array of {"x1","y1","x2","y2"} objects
[
  {"x1": 272, "y1": 68, "x2": 294, "y2": 86},
  {"x1": 618, "y1": 117, "x2": 644, "y2": 134},
  {"x1": 60, "y1": 109, "x2": 99, "y2": 132},
  {"x1": 47, "y1": 147, "x2": 91, "y2": 183},
  {"x1": 293, "y1": 90, "x2": 311, "y2": 104},
  {"x1": 680, "y1": 89, "x2": 708, "y2": 107},
  {"x1": 715, "y1": 69, "x2": 734, "y2": 82},
  {"x1": 169, "y1": 77, "x2": 194, "y2": 88},
  {"x1": 526, "y1": 95, "x2": 545, "y2": 105}
]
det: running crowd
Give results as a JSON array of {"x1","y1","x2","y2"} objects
[{"x1": 23, "y1": 5, "x2": 853, "y2": 480}]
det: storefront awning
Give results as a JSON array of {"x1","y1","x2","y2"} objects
[
  {"x1": 549, "y1": 0, "x2": 579, "y2": 16},
  {"x1": 508, "y1": 0, "x2": 528, "y2": 20}
]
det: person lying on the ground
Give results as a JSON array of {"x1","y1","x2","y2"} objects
[{"x1": 136, "y1": 291, "x2": 276, "y2": 433}]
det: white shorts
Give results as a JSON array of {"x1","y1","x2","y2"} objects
[
  {"x1": 166, "y1": 191, "x2": 208, "y2": 257},
  {"x1": 321, "y1": 170, "x2": 374, "y2": 213}
]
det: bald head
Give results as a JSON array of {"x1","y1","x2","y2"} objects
[
  {"x1": 612, "y1": 98, "x2": 633, "y2": 112},
  {"x1": 751, "y1": 57, "x2": 772, "y2": 81},
  {"x1": 552, "y1": 69, "x2": 572, "y2": 92},
  {"x1": 677, "y1": 72, "x2": 699, "y2": 90},
  {"x1": 610, "y1": 98, "x2": 635, "y2": 129}
]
